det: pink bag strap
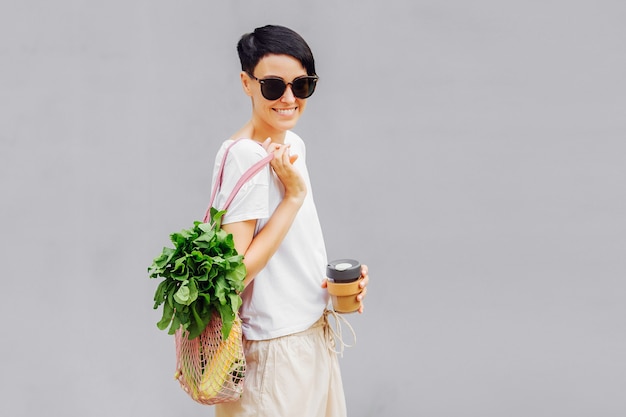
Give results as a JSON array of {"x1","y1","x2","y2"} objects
[{"x1": 203, "y1": 139, "x2": 274, "y2": 223}]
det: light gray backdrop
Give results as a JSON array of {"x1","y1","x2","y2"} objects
[{"x1": 1, "y1": 1, "x2": 624, "y2": 416}]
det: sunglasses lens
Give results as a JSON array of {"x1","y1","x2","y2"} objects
[
  {"x1": 260, "y1": 79, "x2": 286, "y2": 101},
  {"x1": 292, "y1": 77, "x2": 317, "y2": 99}
]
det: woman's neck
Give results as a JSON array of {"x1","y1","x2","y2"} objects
[{"x1": 234, "y1": 120, "x2": 286, "y2": 144}]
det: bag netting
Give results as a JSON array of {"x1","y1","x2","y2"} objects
[{"x1": 174, "y1": 314, "x2": 246, "y2": 405}]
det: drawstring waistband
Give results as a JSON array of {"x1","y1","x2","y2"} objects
[{"x1": 323, "y1": 309, "x2": 357, "y2": 357}]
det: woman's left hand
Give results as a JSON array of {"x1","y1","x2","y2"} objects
[{"x1": 322, "y1": 264, "x2": 369, "y2": 314}]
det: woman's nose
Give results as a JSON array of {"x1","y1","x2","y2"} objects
[{"x1": 280, "y1": 84, "x2": 296, "y2": 103}]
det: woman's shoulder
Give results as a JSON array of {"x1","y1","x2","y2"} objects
[
  {"x1": 285, "y1": 131, "x2": 306, "y2": 153},
  {"x1": 286, "y1": 130, "x2": 304, "y2": 144}
]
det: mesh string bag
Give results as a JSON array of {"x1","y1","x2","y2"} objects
[
  {"x1": 174, "y1": 313, "x2": 246, "y2": 405},
  {"x1": 155, "y1": 139, "x2": 273, "y2": 405}
]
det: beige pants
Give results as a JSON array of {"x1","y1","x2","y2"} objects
[{"x1": 215, "y1": 313, "x2": 347, "y2": 417}]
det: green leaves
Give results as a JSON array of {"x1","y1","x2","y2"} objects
[
  {"x1": 173, "y1": 280, "x2": 198, "y2": 305},
  {"x1": 148, "y1": 208, "x2": 246, "y2": 340}
]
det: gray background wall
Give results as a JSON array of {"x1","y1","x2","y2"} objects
[{"x1": 1, "y1": 1, "x2": 624, "y2": 416}]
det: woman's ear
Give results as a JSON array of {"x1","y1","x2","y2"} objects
[{"x1": 241, "y1": 71, "x2": 253, "y2": 97}]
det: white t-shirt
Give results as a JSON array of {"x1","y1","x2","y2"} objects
[{"x1": 210, "y1": 131, "x2": 329, "y2": 340}]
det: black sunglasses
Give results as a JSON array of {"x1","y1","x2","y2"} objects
[{"x1": 247, "y1": 73, "x2": 319, "y2": 100}]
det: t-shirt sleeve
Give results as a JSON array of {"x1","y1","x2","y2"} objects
[{"x1": 211, "y1": 139, "x2": 270, "y2": 225}]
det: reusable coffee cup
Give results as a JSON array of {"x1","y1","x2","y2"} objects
[{"x1": 326, "y1": 259, "x2": 362, "y2": 313}]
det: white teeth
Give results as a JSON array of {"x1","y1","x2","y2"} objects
[{"x1": 275, "y1": 108, "x2": 296, "y2": 115}]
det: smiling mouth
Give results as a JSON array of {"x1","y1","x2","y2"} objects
[{"x1": 274, "y1": 107, "x2": 297, "y2": 115}]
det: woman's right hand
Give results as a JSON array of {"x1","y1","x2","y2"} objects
[{"x1": 263, "y1": 138, "x2": 307, "y2": 205}]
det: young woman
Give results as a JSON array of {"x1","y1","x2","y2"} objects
[{"x1": 212, "y1": 25, "x2": 369, "y2": 417}]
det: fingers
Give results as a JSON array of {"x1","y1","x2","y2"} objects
[
  {"x1": 265, "y1": 141, "x2": 298, "y2": 165},
  {"x1": 357, "y1": 264, "x2": 369, "y2": 314},
  {"x1": 276, "y1": 144, "x2": 290, "y2": 162},
  {"x1": 359, "y1": 264, "x2": 369, "y2": 289},
  {"x1": 275, "y1": 144, "x2": 293, "y2": 163},
  {"x1": 269, "y1": 145, "x2": 288, "y2": 171},
  {"x1": 270, "y1": 146, "x2": 299, "y2": 176},
  {"x1": 357, "y1": 286, "x2": 367, "y2": 302}
]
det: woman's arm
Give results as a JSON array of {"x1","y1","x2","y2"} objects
[{"x1": 222, "y1": 143, "x2": 306, "y2": 288}]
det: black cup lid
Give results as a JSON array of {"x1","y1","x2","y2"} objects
[{"x1": 327, "y1": 259, "x2": 361, "y2": 282}]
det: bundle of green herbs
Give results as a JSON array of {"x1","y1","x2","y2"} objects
[{"x1": 148, "y1": 208, "x2": 246, "y2": 340}]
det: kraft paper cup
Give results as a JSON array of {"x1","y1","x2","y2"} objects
[
  {"x1": 326, "y1": 259, "x2": 362, "y2": 314},
  {"x1": 327, "y1": 278, "x2": 364, "y2": 313}
]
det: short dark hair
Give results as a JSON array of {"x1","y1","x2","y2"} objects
[{"x1": 237, "y1": 25, "x2": 316, "y2": 76}]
